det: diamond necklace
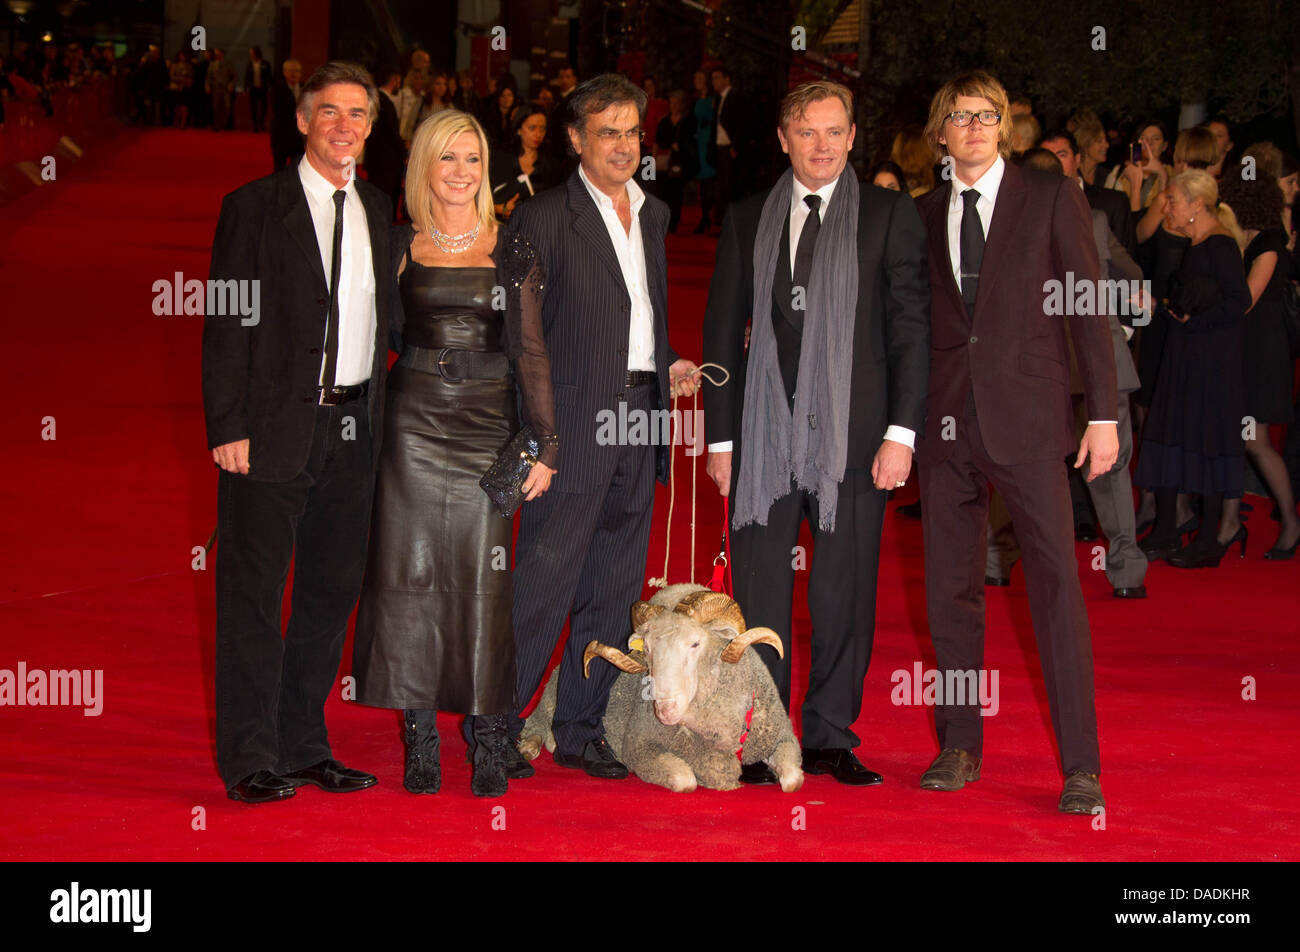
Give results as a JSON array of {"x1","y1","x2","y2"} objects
[{"x1": 430, "y1": 219, "x2": 480, "y2": 254}]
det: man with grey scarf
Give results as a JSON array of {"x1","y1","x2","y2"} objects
[{"x1": 702, "y1": 81, "x2": 930, "y2": 786}]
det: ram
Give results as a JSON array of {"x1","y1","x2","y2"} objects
[{"x1": 519, "y1": 584, "x2": 803, "y2": 792}]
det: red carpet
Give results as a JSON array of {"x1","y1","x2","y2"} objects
[{"x1": 1, "y1": 129, "x2": 1297, "y2": 862}]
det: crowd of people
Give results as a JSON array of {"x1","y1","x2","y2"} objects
[
  {"x1": 0, "y1": 39, "x2": 119, "y2": 125},
  {"x1": 192, "y1": 54, "x2": 1298, "y2": 816}
]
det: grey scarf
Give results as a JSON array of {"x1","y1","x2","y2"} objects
[{"x1": 733, "y1": 165, "x2": 859, "y2": 533}]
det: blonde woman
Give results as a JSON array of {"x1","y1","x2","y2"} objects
[
  {"x1": 890, "y1": 125, "x2": 935, "y2": 196},
  {"x1": 352, "y1": 110, "x2": 557, "y2": 797},
  {"x1": 1072, "y1": 115, "x2": 1111, "y2": 186},
  {"x1": 1135, "y1": 170, "x2": 1252, "y2": 568}
]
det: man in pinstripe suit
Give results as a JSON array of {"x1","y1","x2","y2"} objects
[{"x1": 496, "y1": 74, "x2": 701, "y2": 778}]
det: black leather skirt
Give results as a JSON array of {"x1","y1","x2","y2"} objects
[{"x1": 352, "y1": 357, "x2": 519, "y2": 713}]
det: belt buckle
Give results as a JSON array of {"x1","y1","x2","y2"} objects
[
  {"x1": 437, "y1": 347, "x2": 462, "y2": 382},
  {"x1": 317, "y1": 387, "x2": 334, "y2": 406}
]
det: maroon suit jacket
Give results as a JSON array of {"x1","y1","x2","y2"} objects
[{"x1": 914, "y1": 161, "x2": 1117, "y2": 466}]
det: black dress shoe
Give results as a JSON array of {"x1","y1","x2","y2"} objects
[
  {"x1": 1112, "y1": 585, "x2": 1147, "y2": 598},
  {"x1": 739, "y1": 762, "x2": 779, "y2": 785},
  {"x1": 985, "y1": 575, "x2": 1010, "y2": 587},
  {"x1": 801, "y1": 748, "x2": 882, "y2": 786},
  {"x1": 281, "y1": 758, "x2": 377, "y2": 793},
  {"x1": 553, "y1": 737, "x2": 628, "y2": 779},
  {"x1": 227, "y1": 770, "x2": 296, "y2": 804}
]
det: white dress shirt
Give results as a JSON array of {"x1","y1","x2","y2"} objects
[
  {"x1": 298, "y1": 155, "x2": 376, "y2": 388},
  {"x1": 578, "y1": 163, "x2": 656, "y2": 372},
  {"x1": 708, "y1": 175, "x2": 915, "y2": 453},
  {"x1": 946, "y1": 154, "x2": 1113, "y2": 424}
]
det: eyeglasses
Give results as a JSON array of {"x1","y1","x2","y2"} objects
[
  {"x1": 588, "y1": 126, "x2": 645, "y2": 144},
  {"x1": 945, "y1": 110, "x2": 1001, "y2": 128}
]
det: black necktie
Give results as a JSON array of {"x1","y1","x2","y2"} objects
[
  {"x1": 960, "y1": 187, "x2": 984, "y2": 315},
  {"x1": 321, "y1": 188, "x2": 346, "y2": 390},
  {"x1": 792, "y1": 193, "x2": 822, "y2": 317}
]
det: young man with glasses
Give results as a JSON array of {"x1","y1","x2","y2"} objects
[{"x1": 912, "y1": 72, "x2": 1118, "y2": 815}]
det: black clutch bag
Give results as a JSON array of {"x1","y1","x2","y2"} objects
[{"x1": 480, "y1": 426, "x2": 539, "y2": 517}]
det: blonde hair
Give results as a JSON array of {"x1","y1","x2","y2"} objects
[
  {"x1": 405, "y1": 110, "x2": 497, "y2": 236},
  {"x1": 1011, "y1": 113, "x2": 1041, "y2": 153},
  {"x1": 923, "y1": 70, "x2": 1013, "y2": 163},
  {"x1": 779, "y1": 80, "x2": 853, "y2": 130},
  {"x1": 890, "y1": 126, "x2": 934, "y2": 195},
  {"x1": 1170, "y1": 169, "x2": 1245, "y2": 250},
  {"x1": 1073, "y1": 116, "x2": 1106, "y2": 156}
]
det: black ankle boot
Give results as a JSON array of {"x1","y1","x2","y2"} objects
[
  {"x1": 470, "y1": 714, "x2": 509, "y2": 798},
  {"x1": 403, "y1": 709, "x2": 441, "y2": 794}
]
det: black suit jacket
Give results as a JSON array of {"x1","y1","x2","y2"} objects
[
  {"x1": 506, "y1": 169, "x2": 681, "y2": 492},
  {"x1": 202, "y1": 166, "x2": 393, "y2": 481},
  {"x1": 913, "y1": 162, "x2": 1117, "y2": 466},
  {"x1": 707, "y1": 88, "x2": 755, "y2": 168},
  {"x1": 269, "y1": 76, "x2": 301, "y2": 156},
  {"x1": 1083, "y1": 179, "x2": 1136, "y2": 258},
  {"x1": 702, "y1": 181, "x2": 931, "y2": 469},
  {"x1": 364, "y1": 93, "x2": 405, "y2": 194}
]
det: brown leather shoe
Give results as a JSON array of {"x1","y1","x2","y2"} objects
[
  {"x1": 920, "y1": 748, "x2": 981, "y2": 791},
  {"x1": 1058, "y1": 771, "x2": 1105, "y2": 814}
]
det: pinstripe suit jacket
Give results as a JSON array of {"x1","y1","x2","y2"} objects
[{"x1": 507, "y1": 169, "x2": 681, "y2": 493}]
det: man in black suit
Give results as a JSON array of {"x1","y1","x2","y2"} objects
[
  {"x1": 364, "y1": 68, "x2": 406, "y2": 218},
  {"x1": 270, "y1": 59, "x2": 304, "y2": 173},
  {"x1": 709, "y1": 66, "x2": 756, "y2": 229},
  {"x1": 498, "y1": 74, "x2": 700, "y2": 778},
  {"x1": 702, "y1": 81, "x2": 930, "y2": 785},
  {"x1": 1043, "y1": 129, "x2": 1137, "y2": 257},
  {"x1": 204, "y1": 61, "x2": 393, "y2": 804},
  {"x1": 912, "y1": 72, "x2": 1117, "y2": 814}
]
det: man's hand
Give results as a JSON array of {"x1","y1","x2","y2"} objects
[
  {"x1": 707, "y1": 450, "x2": 731, "y2": 497},
  {"x1": 1074, "y1": 423, "x2": 1119, "y2": 482},
  {"x1": 212, "y1": 438, "x2": 251, "y2": 474},
  {"x1": 871, "y1": 439, "x2": 913, "y2": 491},
  {"x1": 669, "y1": 358, "x2": 703, "y2": 398},
  {"x1": 522, "y1": 461, "x2": 555, "y2": 501}
]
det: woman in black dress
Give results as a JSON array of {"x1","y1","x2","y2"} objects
[
  {"x1": 489, "y1": 105, "x2": 558, "y2": 222},
  {"x1": 352, "y1": 110, "x2": 558, "y2": 797},
  {"x1": 1217, "y1": 171, "x2": 1300, "y2": 558},
  {"x1": 1135, "y1": 170, "x2": 1252, "y2": 567}
]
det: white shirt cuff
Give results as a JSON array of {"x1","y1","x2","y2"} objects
[
  {"x1": 1088, "y1": 420, "x2": 1118, "y2": 425},
  {"x1": 708, "y1": 441, "x2": 733, "y2": 453},
  {"x1": 883, "y1": 426, "x2": 916, "y2": 451}
]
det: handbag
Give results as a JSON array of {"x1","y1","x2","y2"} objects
[{"x1": 479, "y1": 425, "x2": 539, "y2": 518}]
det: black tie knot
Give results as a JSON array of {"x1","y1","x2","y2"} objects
[
  {"x1": 333, "y1": 189, "x2": 346, "y2": 209},
  {"x1": 803, "y1": 193, "x2": 822, "y2": 215},
  {"x1": 961, "y1": 187, "x2": 980, "y2": 207}
]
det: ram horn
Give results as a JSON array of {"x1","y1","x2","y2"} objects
[
  {"x1": 630, "y1": 601, "x2": 666, "y2": 631},
  {"x1": 673, "y1": 590, "x2": 747, "y2": 634},
  {"x1": 720, "y1": 627, "x2": 783, "y2": 664},
  {"x1": 583, "y1": 640, "x2": 648, "y2": 678}
]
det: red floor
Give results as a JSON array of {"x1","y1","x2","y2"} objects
[{"x1": 1, "y1": 129, "x2": 1297, "y2": 861}]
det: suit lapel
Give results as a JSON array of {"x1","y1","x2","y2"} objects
[
  {"x1": 357, "y1": 182, "x2": 389, "y2": 368},
  {"x1": 973, "y1": 162, "x2": 1026, "y2": 317},
  {"x1": 567, "y1": 173, "x2": 628, "y2": 294},
  {"x1": 926, "y1": 184, "x2": 966, "y2": 317},
  {"x1": 278, "y1": 168, "x2": 329, "y2": 295}
]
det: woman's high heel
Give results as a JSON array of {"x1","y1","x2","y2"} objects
[
  {"x1": 1264, "y1": 532, "x2": 1300, "y2": 561},
  {"x1": 1167, "y1": 526, "x2": 1246, "y2": 569}
]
